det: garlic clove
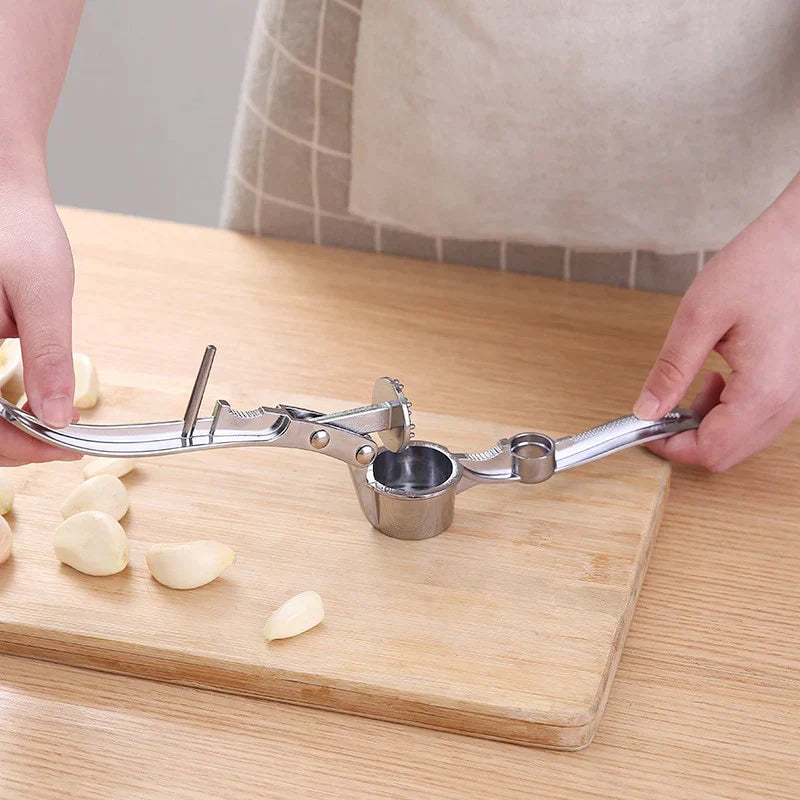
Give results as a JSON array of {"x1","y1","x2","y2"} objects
[
  {"x1": 0, "y1": 469, "x2": 13, "y2": 516},
  {"x1": 264, "y1": 591, "x2": 325, "y2": 642},
  {"x1": 61, "y1": 474, "x2": 129, "y2": 521},
  {"x1": 73, "y1": 353, "x2": 99, "y2": 409},
  {"x1": 54, "y1": 510, "x2": 129, "y2": 575},
  {"x1": 0, "y1": 339, "x2": 24, "y2": 401},
  {"x1": 0, "y1": 515, "x2": 12, "y2": 565},
  {"x1": 82, "y1": 457, "x2": 137, "y2": 481},
  {"x1": 16, "y1": 392, "x2": 27, "y2": 408},
  {"x1": 145, "y1": 540, "x2": 236, "y2": 590}
]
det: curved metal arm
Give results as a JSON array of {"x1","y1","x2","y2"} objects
[
  {"x1": 0, "y1": 346, "x2": 413, "y2": 469},
  {"x1": 554, "y1": 408, "x2": 701, "y2": 471},
  {"x1": 0, "y1": 397, "x2": 376, "y2": 465},
  {"x1": 456, "y1": 407, "x2": 702, "y2": 488}
]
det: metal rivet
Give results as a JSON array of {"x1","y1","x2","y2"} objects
[
  {"x1": 355, "y1": 444, "x2": 376, "y2": 465},
  {"x1": 310, "y1": 430, "x2": 330, "y2": 450}
]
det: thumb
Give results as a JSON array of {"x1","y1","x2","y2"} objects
[
  {"x1": 634, "y1": 298, "x2": 728, "y2": 420},
  {"x1": 12, "y1": 274, "x2": 75, "y2": 429}
]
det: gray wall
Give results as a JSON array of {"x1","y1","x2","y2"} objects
[{"x1": 48, "y1": 0, "x2": 258, "y2": 227}]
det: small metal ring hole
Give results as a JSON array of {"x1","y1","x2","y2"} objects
[
  {"x1": 371, "y1": 443, "x2": 458, "y2": 496},
  {"x1": 510, "y1": 432, "x2": 556, "y2": 484}
]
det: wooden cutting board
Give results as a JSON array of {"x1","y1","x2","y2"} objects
[
  {"x1": 0, "y1": 208, "x2": 679, "y2": 750},
  {"x1": 0, "y1": 376, "x2": 669, "y2": 750}
]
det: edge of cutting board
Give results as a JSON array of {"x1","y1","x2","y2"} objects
[{"x1": 0, "y1": 475, "x2": 670, "y2": 751}]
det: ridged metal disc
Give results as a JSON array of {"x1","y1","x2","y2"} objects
[{"x1": 372, "y1": 377, "x2": 413, "y2": 452}]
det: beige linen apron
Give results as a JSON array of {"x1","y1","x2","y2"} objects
[{"x1": 221, "y1": 0, "x2": 800, "y2": 294}]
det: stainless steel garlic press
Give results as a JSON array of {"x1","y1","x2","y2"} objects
[{"x1": 0, "y1": 345, "x2": 701, "y2": 540}]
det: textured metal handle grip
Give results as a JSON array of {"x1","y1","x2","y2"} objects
[{"x1": 554, "y1": 408, "x2": 701, "y2": 472}]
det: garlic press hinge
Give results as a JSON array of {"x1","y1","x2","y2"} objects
[{"x1": 179, "y1": 347, "x2": 414, "y2": 467}]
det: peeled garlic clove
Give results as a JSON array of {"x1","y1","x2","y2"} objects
[
  {"x1": 0, "y1": 469, "x2": 13, "y2": 516},
  {"x1": 54, "y1": 510, "x2": 128, "y2": 575},
  {"x1": 83, "y1": 457, "x2": 137, "y2": 481},
  {"x1": 0, "y1": 339, "x2": 24, "y2": 400},
  {"x1": 145, "y1": 540, "x2": 235, "y2": 590},
  {"x1": 264, "y1": 591, "x2": 325, "y2": 642},
  {"x1": 73, "y1": 353, "x2": 99, "y2": 409},
  {"x1": 0, "y1": 515, "x2": 12, "y2": 565},
  {"x1": 61, "y1": 474, "x2": 129, "y2": 521}
]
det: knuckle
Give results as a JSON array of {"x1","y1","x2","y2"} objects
[
  {"x1": 10, "y1": 257, "x2": 73, "y2": 312},
  {"x1": 13, "y1": 274, "x2": 51, "y2": 314},
  {"x1": 652, "y1": 352, "x2": 690, "y2": 386},
  {"x1": 29, "y1": 342, "x2": 71, "y2": 371},
  {"x1": 758, "y1": 382, "x2": 792, "y2": 410},
  {"x1": 15, "y1": 275, "x2": 43, "y2": 308},
  {"x1": 676, "y1": 296, "x2": 702, "y2": 327}
]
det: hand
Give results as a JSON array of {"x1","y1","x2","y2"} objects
[
  {"x1": 633, "y1": 175, "x2": 800, "y2": 472},
  {"x1": 0, "y1": 189, "x2": 80, "y2": 466}
]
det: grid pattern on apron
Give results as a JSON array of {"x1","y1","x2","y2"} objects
[{"x1": 220, "y1": 0, "x2": 715, "y2": 294}]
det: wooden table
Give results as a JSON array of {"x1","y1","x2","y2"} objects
[{"x1": 0, "y1": 208, "x2": 797, "y2": 799}]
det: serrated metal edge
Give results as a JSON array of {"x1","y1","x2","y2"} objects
[
  {"x1": 391, "y1": 377, "x2": 414, "y2": 439},
  {"x1": 462, "y1": 443, "x2": 503, "y2": 462}
]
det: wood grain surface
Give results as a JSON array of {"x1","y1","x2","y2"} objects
[
  {"x1": 0, "y1": 209, "x2": 798, "y2": 798},
  {"x1": 0, "y1": 217, "x2": 671, "y2": 749},
  {"x1": 0, "y1": 399, "x2": 669, "y2": 749}
]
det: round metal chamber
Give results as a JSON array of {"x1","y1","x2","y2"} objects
[
  {"x1": 348, "y1": 441, "x2": 462, "y2": 540},
  {"x1": 510, "y1": 432, "x2": 555, "y2": 483}
]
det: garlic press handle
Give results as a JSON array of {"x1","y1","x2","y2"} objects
[
  {"x1": 457, "y1": 407, "x2": 702, "y2": 488},
  {"x1": 554, "y1": 407, "x2": 701, "y2": 472},
  {"x1": 0, "y1": 346, "x2": 413, "y2": 468}
]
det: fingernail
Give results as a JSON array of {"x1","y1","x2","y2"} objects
[
  {"x1": 41, "y1": 395, "x2": 72, "y2": 428},
  {"x1": 633, "y1": 388, "x2": 661, "y2": 420}
]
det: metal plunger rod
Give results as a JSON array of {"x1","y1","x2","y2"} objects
[{"x1": 181, "y1": 345, "x2": 217, "y2": 439}]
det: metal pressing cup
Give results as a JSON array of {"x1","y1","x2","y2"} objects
[
  {"x1": 350, "y1": 409, "x2": 702, "y2": 540},
  {"x1": 349, "y1": 442, "x2": 463, "y2": 540}
]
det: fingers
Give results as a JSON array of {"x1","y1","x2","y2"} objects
[
  {"x1": 650, "y1": 403, "x2": 793, "y2": 471},
  {"x1": 701, "y1": 368, "x2": 797, "y2": 470},
  {"x1": 633, "y1": 295, "x2": 731, "y2": 420},
  {"x1": 19, "y1": 400, "x2": 80, "y2": 424},
  {"x1": 0, "y1": 398, "x2": 81, "y2": 466},
  {"x1": 0, "y1": 420, "x2": 81, "y2": 464},
  {"x1": 711, "y1": 404, "x2": 795, "y2": 470},
  {"x1": 0, "y1": 454, "x2": 78, "y2": 467},
  {"x1": 647, "y1": 371, "x2": 797, "y2": 471},
  {"x1": 9, "y1": 260, "x2": 75, "y2": 429},
  {"x1": 646, "y1": 372, "x2": 726, "y2": 461},
  {"x1": 691, "y1": 371, "x2": 727, "y2": 417}
]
